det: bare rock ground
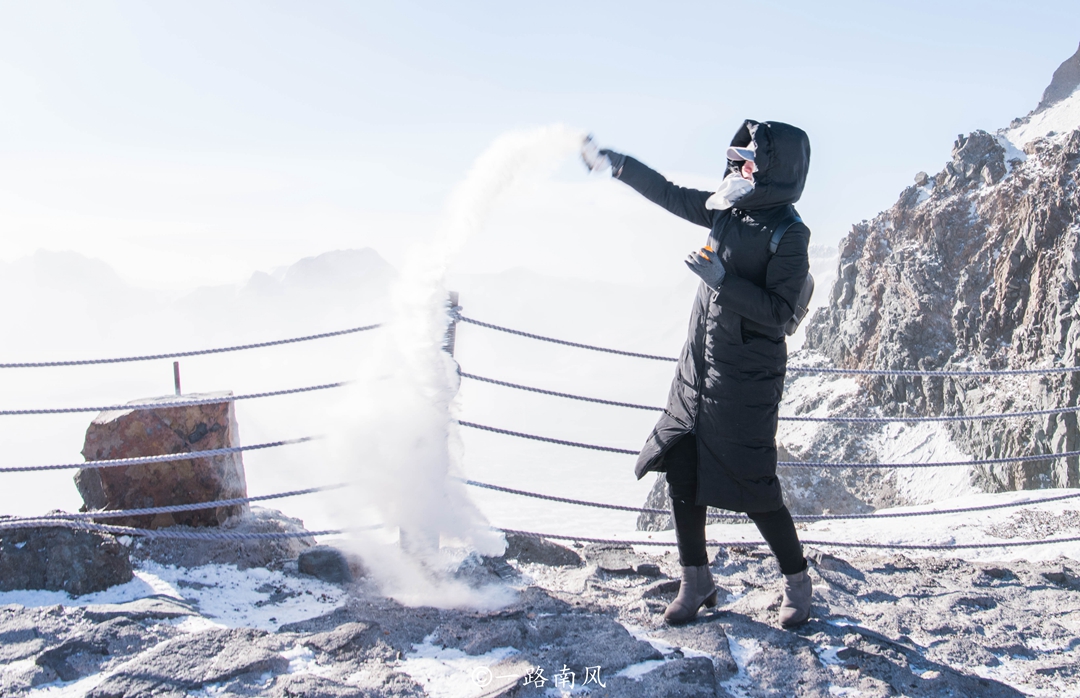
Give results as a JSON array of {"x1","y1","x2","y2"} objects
[{"x1": 2, "y1": 532, "x2": 1079, "y2": 697}]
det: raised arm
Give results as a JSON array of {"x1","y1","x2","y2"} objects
[
  {"x1": 581, "y1": 138, "x2": 715, "y2": 229},
  {"x1": 612, "y1": 155, "x2": 715, "y2": 229},
  {"x1": 714, "y1": 221, "x2": 810, "y2": 327}
]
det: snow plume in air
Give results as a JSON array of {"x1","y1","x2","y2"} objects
[{"x1": 327, "y1": 125, "x2": 585, "y2": 609}]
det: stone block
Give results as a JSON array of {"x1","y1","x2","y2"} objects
[
  {"x1": 75, "y1": 392, "x2": 248, "y2": 529},
  {"x1": 0, "y1": 525, "x2": 133, "y2": 595},
  {"x1": 504, "y1": 532, "x2": 583, "y2": 567},
  {"x1": 298, "y1": 546, "x2": 355, "y2": 585}
]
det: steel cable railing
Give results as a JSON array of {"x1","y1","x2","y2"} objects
[
  {"x1": 3, "y1": 311, "x2": 1079, "y2": 552},
  {"x1": 2, "y1": 484, "x2": 345, "y2": 524},
  {"x1": 0, "y1": 383, "x2": 346, "y2": 416},
  {"x1": 0, "y1": 324, "x2": 382, "y2": 369},
  {"x1": 458, "y1": 420, "x2": 1080, "y2": 469},
  {"x1": 460, "y1": 477, "x2": 1080, "y2": 522},
  {"x1": 0, "y1": 437, "x2": 317, "y2": 473},
  {"x1": 2, "y1": 516, "x2": 1075, "y2": 551},
  {"x1": 459, "y1": 316, "x2": 1080, "y2": 377}
]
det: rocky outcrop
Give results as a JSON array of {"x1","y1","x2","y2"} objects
[
  {"x1": 503, "y1": 531, "x2": 583, "y2": 567},
  {"x1": 76, "y1": 392, "x2": 249, "y2": 528},
  {"x1": 298, "y1": 546, "x2": 359, "y2": 585},
  {"x1": 804, "y1": 125, "x2": 1080, "y2": 495},
  {"x1": 131, "y1": 507, "x2": 315, "y2": 569},
  {"x1": 0, "y1": 525, "x2": 132, "y2": 595},
  {"x1": 1036, "y1": 41, "x2": 1080, "y2": 113}
]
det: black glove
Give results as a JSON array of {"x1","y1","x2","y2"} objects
[{"x1": 685, "y1": 246, "x2": 727, "y2": 289}]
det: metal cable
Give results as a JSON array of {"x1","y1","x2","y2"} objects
[
  {"x1": 8, "y1": 311, "x2": 1070, "y2": 377},
  {"x1": 462, "y1": 478, "x2": 1080, "y2": 522},
  {"x1": 0, "y1": 437, "x2": 317, "y2": 473},
  {"x1": 500, "y1": 527, "x2": 1080, "y2": 550},
  {"x1": 4, "y1": 484, "x2": 345, "y2": 523},
  {"x1": 460, "y1": 316, "x2": 1080, "y2": 377},
  {"x1": 0, "y1": 382, "x2": 346, "y2": 417},
  {"x1": 789, "y1": 365, "x2": 1080, "y2": 377},
  {"x1": 3, "y1": 517, "x2": 1072, "y2": 549},
  {"x1": 780, "y1": 450, "x2": 1080, "y2": 469},
  {"x1": 783, "y1": 406, "x2": 1080, "y2": 423},
  {"x1": 0, "y1": 518, "x2": 343, "y2": 541},
  {"x1": 459, "y1": 373, "x2": 1080, "y2": 424},
  {"x1": 458, "y1": 316, "x2": 679, "y2": 362},
  {"x1": 459, "y1": 419, "x2": 1080, "y2": 463},
  {"x1": 458, "y1": 421, "x2": 639, "y2": 455},
  {"x1": 0, "y1": 324, "x2": 382, "y2": 369},
  {"x1": 3, "y1": 515, "x2": 1073, "y2": 550},
  {"x1": 461, "y1": 372, "x2": 662, "y2": 411}
]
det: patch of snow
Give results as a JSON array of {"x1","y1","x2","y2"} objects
[
  {"x1": 145, "y1": 562, "x2": 347, "y2": 631},
  {"x1": 281, "y1": 644, "x2": 332, "y2": 677},
  {"x1": 20, "y1": 672, "x2": 109, "y2": 698},
  {"x1": 995, "y1": 133, "x2": 1027, "y2": 166},
  {"x1": 0, "y1": 567, "x2": 174, "y2": 608},
  {"x1": 816, "y1": 645, "x2": 845, "y2": 667},
  {"x1": 720, "y1": 633, "x2": 762, "y2": 697},
  {"x1": 872, "y1": 422, "x2": 978, "y2": 505},
  {"x1": 1005, "y1": 85, "x2": 1080, "y2": 150},
  {"x1": 398, "y1": 634, "x2": 520, "y2": 698},
  {"x1": 615, "y1": 622, "x2": 714, "y2": 681},
  {"x1": 614, "y1": 659, "x2": 667, "y2": 680},
  {"x1": 620, "y1": 622, "x2": 711, "y2": 661},
  {"x1": 189, "y1": 674, "x2": 274, "y2": 697},
  {"x1": 0, "y1": 561, "x2": 347, "y2": 631},
  {"x1": 974, "y1": 656, "x2": 1080, "y2": 698},
  {"x1": 802, "y1": 488, "x2": 1080, "y2": 563},
  {"x1": 166, "y1": 615, "x2": 225, "y2": 633}
]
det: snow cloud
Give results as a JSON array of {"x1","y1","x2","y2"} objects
[{"x1": 324, "y1": 125, "x2": 585, "y2": 609}]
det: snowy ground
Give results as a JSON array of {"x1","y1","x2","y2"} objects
[{"x1": 2, "y1": 489, "x2": 1079, "y2": 697}]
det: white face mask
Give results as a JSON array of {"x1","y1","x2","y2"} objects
[{"x1": 705, "y1": 172, "x2": 754, "y2": 211}]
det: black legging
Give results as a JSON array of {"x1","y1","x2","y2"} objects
[{"x1": 664, "y1": 434, "x2": 807, "y2": 575}]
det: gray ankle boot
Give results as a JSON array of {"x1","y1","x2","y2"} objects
[
  {"x1": 779, "y1": 568, "x2": 812, "y2": 628},
  {"x1": 664, "y1": 564, "x2": 717, "y2": 625}
]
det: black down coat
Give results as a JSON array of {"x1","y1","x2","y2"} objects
[{"x1": 621, "y1": 120, "x2": 811, "y2": 513}]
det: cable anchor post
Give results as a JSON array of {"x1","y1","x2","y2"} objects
[
  {"x1": 443, "y1": 291, "x2": 461, "y2": 357},
  {"x1": 173, "y1": 361, "x2": 182, "y2": 396}
]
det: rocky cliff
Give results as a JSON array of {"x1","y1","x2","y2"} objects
[{"x1": 803, "y1": 43, "x2": 1080, "y2": 497}]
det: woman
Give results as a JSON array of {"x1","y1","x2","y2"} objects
[{"x1": 582, "y1": 120, "x2": 813, "y2": 627}]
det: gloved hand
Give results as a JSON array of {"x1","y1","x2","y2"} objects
[
  {"x1": 581, "y1": 135, "x2": 624, "y2": 175},
  {"x1": 685, "y1": 246, "x2": 726, "y2": 289}
]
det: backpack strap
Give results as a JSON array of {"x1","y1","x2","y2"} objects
[{"x1": 768, "y1": 207, "x2": 803, "y2": 255}]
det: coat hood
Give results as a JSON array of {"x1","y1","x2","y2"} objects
[{"x1": 727, "y1": 120, "x2": 810, "y2": 210}]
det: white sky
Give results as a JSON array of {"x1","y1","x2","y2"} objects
[{"x1": 1, "y1": 1, "x2": 1079, "y2": 288}]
